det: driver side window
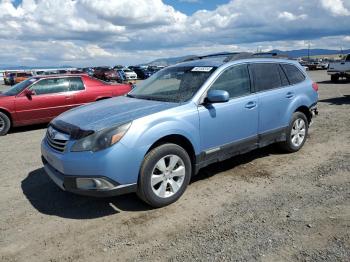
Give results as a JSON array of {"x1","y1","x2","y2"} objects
[
  {"x1": 210, "y1": 64, "x2": 251, "y2": 99},
  {"x1": 30, "y1": 78, "x2": 69, "y2": 95}
]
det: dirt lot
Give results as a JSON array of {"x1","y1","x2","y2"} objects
[{"x1": 0, "y1": 71, "x2": 349, "y2": 261}]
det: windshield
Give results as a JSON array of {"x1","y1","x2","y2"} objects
[
  {"x1": 2, "y1": 78, "x2": 38, "y2": 96},
  {"x1": 129, "y1": 66, "x2": 216, "y2": 102}
]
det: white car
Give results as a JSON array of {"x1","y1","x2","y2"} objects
[
  {"x1": 327, "y1": 54, "x2": 350, "y2": 82},
  {"x1": 122, "y1": 68, "x2": 138, "y2": 80}
]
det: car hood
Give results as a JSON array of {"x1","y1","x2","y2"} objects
[{"x1": 52, "y1": 96, "x2": 178, "y2": 132}]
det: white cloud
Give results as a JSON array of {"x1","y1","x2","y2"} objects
[
  {"x1": 321, "y1": 0, "x2": 350, "y2": 16},
  {"x1": 0, "y1": 0, "x2": 349, "y2": 67},
  {"x1": 278, "y1": 11, "x2": 307, "y2": 21}
]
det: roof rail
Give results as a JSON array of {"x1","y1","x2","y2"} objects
[
  {"x1": 224, "y1": 52, "x2": 289, "y2": 62},
  {"x1": 182, "y1": 51, "x2": 290, "y2": 63},
  {"x1": 182, "y1": 52, "x2": 241, "y2": 62}
]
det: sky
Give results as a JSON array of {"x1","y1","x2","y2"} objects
[{"x1": 0, "y1": 0, "x2": 350, "y2": 67}]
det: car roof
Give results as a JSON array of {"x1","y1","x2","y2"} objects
[
  {"x1": 32, "y1": 74, "x2": 90, "y2": 80},
  {"x1": 172, "y1": 52, "x2": 298, "y2": 69},
  {"x1": 33, "y1": 74, "x2": 89, "y2": 79}
]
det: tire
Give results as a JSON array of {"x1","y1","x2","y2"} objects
[
  {"x1": 137, "y1": 143, "x2": 192, "y2": 208},
  {"x1": 331, "y1": 75, "x2": 339, "y2": 83},
  {"x1": 0, "y1": 112, "x2": 11, "y2": 136},
  {"x1": 279, "y1": 112, "x2": 308, "y2": 153}
]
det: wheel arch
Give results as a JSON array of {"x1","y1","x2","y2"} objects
[
  {"x1": 0, "y1": 108, "x2": 12, "y2": 123},
  {"x1": 294, "y1": 105, "x2": 311, "y2": 124},
  {"x1": 146, "y1": 134, "x2": 196, "y2": 168}
]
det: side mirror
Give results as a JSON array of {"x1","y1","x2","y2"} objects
[
  {"x1": 206, "y1": 90, "x2": 229, "y2": 103},
  {"x1": 24, "y1": 89, "x2": 35, "y2": 97}
]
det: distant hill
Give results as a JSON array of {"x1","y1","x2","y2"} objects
[
  {"x1": 146, "y1": 49, "x2": 350, "y2": 66},
  {"x1": 271, "y1": 49, "x2": 350, "y2": 58}
]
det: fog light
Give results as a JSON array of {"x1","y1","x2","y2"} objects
[{"x1": 76, "y1": 178, "x2": 115, "y2": 190}]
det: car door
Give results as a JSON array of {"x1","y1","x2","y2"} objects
[
  {"x1": 198, "y1": 64, "x2": 258, "y2": 162},
  {"x1": 15, "y1": 77, "x2": 71, "y2": 124},
  {"x1": 249, "y1": 63, "x2": 293, "y2": 145},
  {"x1": 66, "y1": 76, "x2": 87, "y2": 109}
]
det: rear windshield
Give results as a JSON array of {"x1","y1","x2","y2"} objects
[{"x1": 129, "y1": 66, "x2": 217, "y2": 103}]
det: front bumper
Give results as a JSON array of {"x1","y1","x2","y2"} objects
[{"x1": 42, "y1": 156, "x2": 137, "y2": 197}]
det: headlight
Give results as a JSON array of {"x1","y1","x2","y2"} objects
[{"x1": 71, "y1": 122, "x2": 131, "y2": 152}]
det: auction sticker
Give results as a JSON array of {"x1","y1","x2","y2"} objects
[{"x1": 191, "y1": 67, "x2": 213, "y2": 72}]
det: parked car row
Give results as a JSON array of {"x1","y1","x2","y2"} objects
[
  {"x1": 91, "y1": 66, "x2": 164, "y2": 82},
  {"x1": 2, "y1": 65, "x2": 166, "y2": 87},
  {"x1": 2, "y1": 69, "x2": 85, "y2": 85},
  {"x1": 299, "y1": 61, "x2": 329, "y2": 71}
]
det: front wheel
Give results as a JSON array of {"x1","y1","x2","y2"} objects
[
  {"x1": 279, "y1": 112, "x2": 308, "y2": 153},
  {"x1": 137, "y1": 144, "x2": 192, "y2": 208},
  {"x1": 0, "y1": 112, "x2": 11, "y2": 136}
]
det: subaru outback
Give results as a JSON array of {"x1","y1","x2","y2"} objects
[{"x1": 41, "y1": 52, "x2": 318, "y2": 207}]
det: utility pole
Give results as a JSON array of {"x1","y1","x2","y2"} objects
[{"x1": 307, "y1": 41, "x2": 310, "y2": 62}]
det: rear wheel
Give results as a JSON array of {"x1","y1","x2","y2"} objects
[
  {"x1": 137, "y1": 144, "x2": 192, "y2": 208},
  {"x1": 279, "y1": 112, "x2": 308, "y2": 153},
  {"x1": 0, "y1": 112, "x2": 11, "y2": 136},
  {"x1": 331, "y1": 75, "x2": 339, "y2": 82}
]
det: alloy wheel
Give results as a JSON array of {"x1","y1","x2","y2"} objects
[
  {"x1": 0, "y1": 116, "x2": 4, "y2": 132},
  {"x1": 151, "y1": 155, "x2": 186, "y2": 198},
  {"x1": 291, "y1": 118, "x2": 306, "y2": 147}
]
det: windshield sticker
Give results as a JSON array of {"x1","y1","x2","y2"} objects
[{"x1": 191, "y1": 67, "x2": 213, "y2": 72}]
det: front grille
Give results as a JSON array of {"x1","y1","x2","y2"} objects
[{"x1": 46, "y1": 126, "x2": 69, "y2": 153}]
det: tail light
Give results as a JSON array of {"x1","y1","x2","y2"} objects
[{"x1": 312, "y1": 82, "x2": 319, "y2": 92}]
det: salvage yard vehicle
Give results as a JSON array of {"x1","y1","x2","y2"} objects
[
  {"x1": 14, "y1": 72, "x2": 32, "y2": 84},
  {"x1": 93, "y1": 67, "x2": 121, "y2": 82},
  {"x1": 0, "y1": 74, "x2": 131, "y2": 135},
  {"x1": 3, "y1": 71, "x2": 16, "y2": 85},
  {"x1": 41, "y1": 53, "x2": 318, "y2": 207},
  {"x1": 122, "y1": 68, "x2": 138, "y2": 80},
  {"x1": 132, "y1": 67, "x2": 153, "y2": 79},
  {"x1": 327, "y1": 54, "x2": 350, "y2": 82}
]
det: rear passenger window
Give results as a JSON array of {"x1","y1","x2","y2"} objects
[
  {"x1": 281, "y1": 64, "x2": 305, "y2": 85},
  {"x1": 210, "y1": 64, "x2": 251, "y2": 98},
  {"x1": 250, "y1": 63, "x2": 282, "y2": 92},
  {"x1": 69, "y1": 77, "x2": 85, "y2": 91}
]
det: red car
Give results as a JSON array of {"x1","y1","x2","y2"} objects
[{"x1": 0, "y1": 74, "x2": 132, "y2": 135}]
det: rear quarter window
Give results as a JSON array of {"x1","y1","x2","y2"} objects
[
  {"x1": 69, "y1": 77, "x2": 85, "y2": 91},
  {"x1": 281, "y1": 64, "x2": 305, "y2": 85}
]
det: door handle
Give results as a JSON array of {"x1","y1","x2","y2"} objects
[
  {"x1": 286, "y1": 92, "x2": 294, "y2": 99},
  {"x1": 245, "y1": 101, "x2": 257, "y2": 109}
]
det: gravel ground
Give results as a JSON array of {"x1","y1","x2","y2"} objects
[{"x1": 0, "y1": 70, "x2": 349, "y2": 261}]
